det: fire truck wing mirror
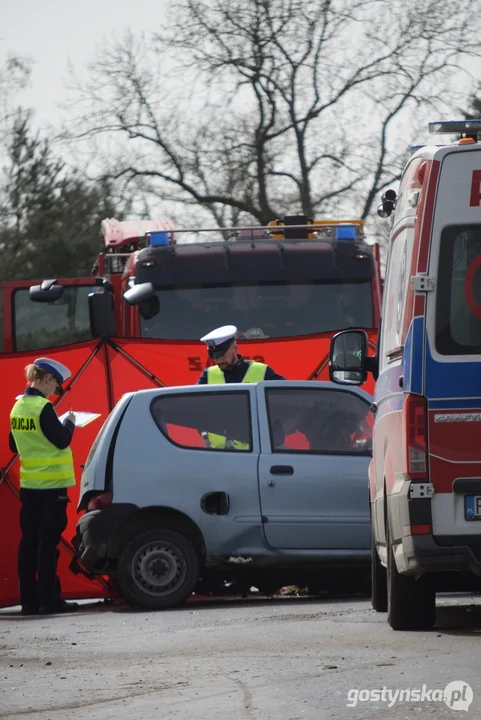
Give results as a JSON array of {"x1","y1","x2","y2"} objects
[
  {"x1": 123, "y1": 282, "x2": 155, "y2": 305},
  {"x1": 139, "y1": 296, "x2": 160, "y2": 320},
  {"x1": 329, "y1": 330, "x2": 369, "y2": 386},
  {"x1": 29, "y1": 280, "x2": 64, "y2": 303},
  {"x1": 88, "y1": 291, "x2": 116, "y2": 338},
  {"x1": 95, "y1": 276, "x2": 114, "y2": 293}
]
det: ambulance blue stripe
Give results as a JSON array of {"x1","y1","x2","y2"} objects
[
  {"x1": 425, "y1": 337, "x2": 481, "y2": 399},
  {"x1": 409, "y1": 317, "x2": 424, "y2": 395},
  {"x1": 403, "y1": 320, "x2": 413, "y2": 392}
]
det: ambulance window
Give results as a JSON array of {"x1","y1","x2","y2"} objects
[
  {"x1": 150, "y1": 391, "x2": 253, "y2": 451},
  {"x1": 436, "y1": 225, "x2": 481, "y2": 355},
  {"x1": 13, "y1": 286, "x2": 93, "y2": 351},
  {"x1": 379, "y1": 228, "x2": 412, "y2": 369}
]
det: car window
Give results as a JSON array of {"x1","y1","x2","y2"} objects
[
  {"x1": 265, "y1": 387, "x2": 372, "y2": 455},
  {"x1": 150, "y1": 391, "x2": 252, "y2": 452},
  {"x1": 435, "y1": 224, "x2": 481, "y2": 355}
]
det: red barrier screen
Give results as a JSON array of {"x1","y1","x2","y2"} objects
[{"x1": 0, "y1": 331, "x2": 377, "y2": 607}]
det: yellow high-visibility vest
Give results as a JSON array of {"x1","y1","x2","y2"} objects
[
  {"x1": 10, "y1": 395, "x2": 75, "y2": 489},
  {"x1": 205, "y1": 361, "x2": 267, "y2": 449},
  {"x1": 206, "y1": 361, "x2": 267, "y2": 385}
]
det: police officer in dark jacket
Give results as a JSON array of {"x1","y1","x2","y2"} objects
[
  {"x1": 9, "y1": 357, "x2": 79, "y2": 616},
  {"x1": 197, "y1": 325, "x2": 285, "y2": 384}
]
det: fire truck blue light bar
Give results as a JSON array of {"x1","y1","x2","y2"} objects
[
  {"x1": 147, "y1": 231, "x2": 170, "y2": 246},
  {"x1": 335, "y1": 225, "x2": 357, "y2": 240}
]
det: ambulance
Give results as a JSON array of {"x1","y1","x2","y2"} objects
[{"x1": 329, "y1": 119, "x2": 481, "y2": 630}]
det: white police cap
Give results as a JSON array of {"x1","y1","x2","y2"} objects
[
  {"x1": 34, "y1": 357, "x2": 72, "y2": 384},
  {"x1": 200, "y1": 325, "x2": 237, "y2": 354}
]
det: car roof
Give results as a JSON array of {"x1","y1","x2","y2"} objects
[{"x1": 124, "y1": 380, "x2": 373, "y2": 404}]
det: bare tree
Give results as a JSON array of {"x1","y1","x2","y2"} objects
[
  {"x1": 0, "y1": 53, "x2": 32, "y2": 142},
  {"x1": 461, "y1": 81, "x2": 481, "y2": 120},
  {"x1": 63, "y1": 0, "x2": 481, "y2": 227}
]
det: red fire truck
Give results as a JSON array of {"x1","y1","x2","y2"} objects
[{"x1": 0, "y1": 214, "x2": 381, "y2": 607}]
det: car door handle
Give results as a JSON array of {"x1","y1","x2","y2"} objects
[{"x1": 270, "y1": 465, "x2": 294, "y2": 475}]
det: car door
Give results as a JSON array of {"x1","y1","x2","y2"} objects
[
  {"x1": 256, "y1": 381, "x2": 372, "y2": 550},
  {"x1": 118, "y1": 385, "x2": 262, "y2": 556}
]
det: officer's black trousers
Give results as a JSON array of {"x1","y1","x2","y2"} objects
[{"x1": 18, "y1": 488, "x2": 69, "y2": 608}]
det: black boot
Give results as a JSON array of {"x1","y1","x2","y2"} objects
[
  {"x1": 39, "y1": 600, "x2": 79, "y2": 615},
  {"x1": 21, "y1": 605, "x2": 38, "y2": 616}
]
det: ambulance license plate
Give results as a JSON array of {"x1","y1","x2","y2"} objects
[{"x1": 464, "y1": 496, "x2": 481, "y2": 520}]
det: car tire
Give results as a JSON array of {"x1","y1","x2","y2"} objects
[
  {"x1": 371, "y1": 529, "x2": 387, "y2": 612},
  {"x1": 117, "y1": 528, "x2": 200, "y2": 610},
  {"x1": 387, "y1": 525, "x2": 436, "y2": 631}
]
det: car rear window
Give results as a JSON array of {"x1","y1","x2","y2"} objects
[
  {"x1": 435, "y1": 224, "x2": 481, "y2": 355},
  {"x1": 150, "y1": 391, "x2": 252, "y2": 451}
]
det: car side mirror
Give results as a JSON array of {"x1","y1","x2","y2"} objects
[
  {"x1": 124, "y1": 282, "x2": 155, "y2": 306},
  {"x1": 29, "y1": 279, "x2": 64, "y2": 303},
  {"x1": 329, "y1": 329, "x2": 369, "y2": 386},
  {"x1": 88, "y1": 291, "x2": 116, "y2": 337}
]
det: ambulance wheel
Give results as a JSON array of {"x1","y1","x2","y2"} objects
[
  {"x1": 387, "y1": 527, "x2": 435, "y2": 630},
  {"x1": 371, "y1": 529, "x2": 387, "y2": 612},
  {"x1": 117, "y1": 528, "x2": 199, "y2": 610}
]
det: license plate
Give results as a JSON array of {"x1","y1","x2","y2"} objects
[{"x1": 464, "y1": 495, "x2": 481, "y2": 520}]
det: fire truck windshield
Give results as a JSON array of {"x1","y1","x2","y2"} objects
[{"x1": 139, "y1": 280, "x2": 373, "y2": 340}]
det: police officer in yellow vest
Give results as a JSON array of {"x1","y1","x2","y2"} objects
[
  {"x1": 197, "y1": 325, "x2": 285, "y2": 449},
  {"x1": 9, "y1": 358, "x2": 79, "y2": 616}
]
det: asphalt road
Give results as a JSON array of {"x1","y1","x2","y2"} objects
[{"x1": 1, "y1": 593, "x2": 481, "y2": 719}]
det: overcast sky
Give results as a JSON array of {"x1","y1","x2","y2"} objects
[
  {"x1": 4, "y1": 0, "x2": 481, "y2": 133},
  {"x1": 3, "y1": 0, "x2": 170, "y2": 128},
  {"x1": 3, "y1": 0, "x2": 481, "y2": 234}
]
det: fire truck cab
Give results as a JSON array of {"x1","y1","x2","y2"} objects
[
  {"x1": 2, "y1": 215, "x2": 381, "y2": 378},
  {"x1": 330, "y1": 120, "x2": 481, "y2": 630}
]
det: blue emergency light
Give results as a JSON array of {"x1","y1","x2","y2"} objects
[
  {"x1": 335, "y1": 225, "x2": 357, "y2": 240},
  {"x1": 428, "y1": 120, "x2": 481, "y2": 135},
  {"x1": 147, "y1": 231, "x2": 169, "y2": 246}
]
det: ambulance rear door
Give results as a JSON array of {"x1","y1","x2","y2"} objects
[{"x1": 425, "y1": 145, "x2": 481, "y2": 540}]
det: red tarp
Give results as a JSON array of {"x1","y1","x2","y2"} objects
[{"x1": 0, "y1": 331, "x2": 377, "y2": 608}]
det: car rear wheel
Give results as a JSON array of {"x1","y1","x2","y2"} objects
[
  {"x1": 117, "y1": 528, "x2": 200, "y2": 610},
  {"x1": 387, "y1": 526, "x2": 435, "y2": 630},
  {"x1": 371, "y1": 529, "x2": 387, "y2": 612}
]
